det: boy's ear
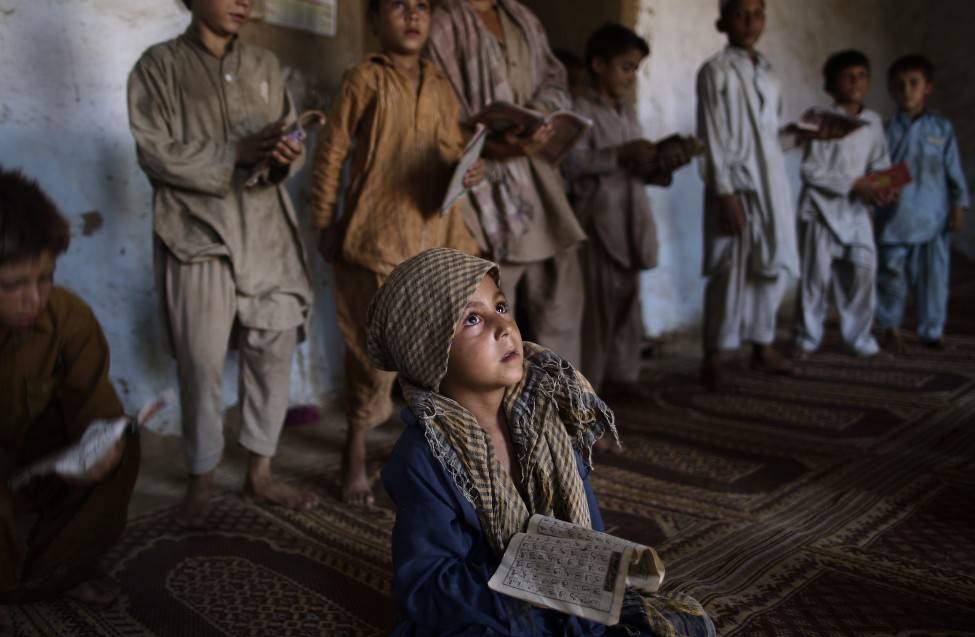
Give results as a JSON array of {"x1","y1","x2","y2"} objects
[{"x1": 592, "y1": 57, "x2": 608, "y2": 77}]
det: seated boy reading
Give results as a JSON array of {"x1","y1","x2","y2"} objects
[
  {"x1": 369, "y1": 247, "x2": 714, "y2": 637},
  {"x1": 0, "y1": 168, "x2": 140, "y2": 633}
]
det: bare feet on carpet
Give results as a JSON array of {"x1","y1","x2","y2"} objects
[
  {"x1": 700, "y1": 351, "x2": 740, "y2": 393},
  {"x1": 242, "y1": 455, "x2": 319, "y2": 510},
  {"x1": 177, "y1": 470, "x2": 215, "y2": 529},
  {"x1": 342, "y1": 429, "x2": 375, "y2": 506},
  {"x1": 64, "y1": 576, "x2": 121, "y2": 609},
  {"x1": 0, "y1": 606, "x2": 12, "y2": 637},
  {"x1": 750, "y1": 344, "x2": 802, "y2": 378},
  {"x1": 883, "y1": 327, "x2": 905, "y2": 355}
]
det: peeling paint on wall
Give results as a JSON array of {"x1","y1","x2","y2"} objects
[{"x1": 80, "y1": 210, "x2": 104, "y2": 236}]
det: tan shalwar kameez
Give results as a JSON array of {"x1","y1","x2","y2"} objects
[
  {"x1": 568, "y1": 89, "x2": 658, "y2": 391},
  {"x1": 428, "y1": 0, "x2": 587, "y2": 368},
  {"x1": 310, "y1": 55, "x2": 478, "y2": 432},
  {"x1": 127, "y1": 30, "x2": 313, "y2": 474},
  {"x1": 0, "y1": 288, "x2": 140, "y2": 603}
]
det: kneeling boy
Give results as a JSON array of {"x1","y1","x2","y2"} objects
[{"x1": 0, "y1": 168, "x2": 140, "y2": 629}]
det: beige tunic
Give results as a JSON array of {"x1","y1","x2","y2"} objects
[{"x1": 127, "y1": 29, "x2": 312, "y2": 340}]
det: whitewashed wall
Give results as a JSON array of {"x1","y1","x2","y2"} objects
[{"x1": 0, "y1": 0, "x2": 345, "y2": 416}]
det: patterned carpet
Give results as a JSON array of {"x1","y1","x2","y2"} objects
[{"x1": 8, "y1": 258, "x2": 975, "y2": 636}]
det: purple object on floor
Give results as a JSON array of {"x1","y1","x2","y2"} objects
[{"x1": 284, "y1": 405, "x2": 321, "y2": 426}]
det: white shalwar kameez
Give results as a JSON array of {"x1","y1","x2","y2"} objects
[
  {"x1": 697, "y1": 47, "x2": 799, "y2": 352},
  {"x1": 794, "y1": 107, "x2": 889, "y2": 356}
]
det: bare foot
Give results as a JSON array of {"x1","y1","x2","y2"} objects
[
  {"x1": 0, "y1": 605, "x2": 13, "y2": 637},
  {"x1": 750, "y1": 344, "x2": 802, "y2": 378},
  {"x1": 64, "y1": 576, "x2": 120, "y2": 609},
  {"x1": 883, "y1": 328, "x2": 905, "y2": 355},
  {"x1": 177, "y1": 471, "x2": 215, "y2": 529},
  {"x1": 700, "y1": 352, "x2": 739, "y2": 392},
  {"x1": 791, "y1": 348, "x2": 812, "y2": 362},
  {"x1": 341, "y1": 429, "x2": 375, "y2": 506},
  {"x1": 242, "y1": 454, "x2": 319, "y2": 510}
]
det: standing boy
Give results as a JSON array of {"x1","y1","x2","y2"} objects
[
  {"x1": 876, "y1": 55, "x2": 969, "y2": 352},
  {"x1": 128, "y1": 0, "x2": 317, "y2": 527},
  {"x1": 311, "y1": 0, "x2": 482, "y2": 505},
  {"x1": 567, "y1": 23, "x2": 687, "y2": 394},
  {"x1": 793, "y1": 50, "x2": 894, "y2": 359},
  {"x1": 1, "y1": 168, "x2": 140, "y2": 626},
  {"x1": 696, "y1": 0, "x2": 802, "y2": 391}
]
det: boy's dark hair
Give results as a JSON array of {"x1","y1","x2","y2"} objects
[
  {"x1": 0, "y1": 167, "x2": 71, "y2": 266},
  {"x1": 182, "y1": 0, "x2": 190, "y2": 9},
  {"x1": 584, "y1": 23, "x2": 649, "y2": 76},
  {"x1": 719, "y1": 0, "x2": 765, "y2": 18},
  {"x1": 823, "y1": 49, "x2": 870, "y2": 88},
  {"x1": 888, "y1": 54, "x2": 935, "y2": 83}
]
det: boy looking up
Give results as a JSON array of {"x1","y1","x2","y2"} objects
[
  {"x1": 128, "y1": 0, "x2": 317, "y2": 527},
  {"x1": 793, "y1": 50, "x2": 894, "y2": 359},
  {"x1": 370, "y1": 248, "x2": 714, "y2": 637},
  {"x1": 0, "y1": 168, "x2": 140, "y2": 627},
  {"x1": 567, "y1": 23, "x2": 688, "y2": 394},
  {"x1": 311, "y1": 0, "x2": 482, "y2": 505},
  {"x1": 876, "y1": 55, "x2": 969, "y2": 352},
  {"x1": 696, "y1": 0, "x2": 802, "y2": 391}
]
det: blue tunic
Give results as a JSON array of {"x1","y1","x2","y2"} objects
[
  {"x1": 381, "y1": 409, "x2": 607, "y2": 637},
  {"x1": 877, "y1": 110, "x2": 969, "y2": 244}
]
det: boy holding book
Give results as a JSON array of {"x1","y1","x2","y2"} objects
[
  {"x1": 128, "y1": 0, "x2": 317, "y2": 526},
  {"x1": 371, "y1": 247, "x2": 714, "y2": 637},
  {"x1": 0, "y1": 168, "x2": 140, "y2": 627},
  {"x1": 567, "y1": 23, "x2": 689, "y2": 394},
  {"x1": 792, "y1": 50, "x2": 894, "y2": 359},
  {"x1": 876, "y1": 55, "x2": 969, "y2": 352},
  {"x1": 311, "y1": 0, "x2": 483, "y2": 505}
]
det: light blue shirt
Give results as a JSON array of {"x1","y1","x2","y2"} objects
[{"x1": 877, "y1": 110, "x2": 970, "y2": 244}]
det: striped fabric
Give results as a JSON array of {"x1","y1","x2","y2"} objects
[{"x1": 367, "y1": 248, "x2": 615, "y2": 554}]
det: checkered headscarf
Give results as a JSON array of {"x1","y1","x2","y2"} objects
[{"x1": 367, "y1": 248, "x2": 616, "y2": 555}]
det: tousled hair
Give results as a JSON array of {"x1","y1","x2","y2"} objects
[
  {"x1": 584, "y1": 23, "x2": 649, "y2": 76},
  {"x1": 823, "y1": 49, "x2": 870, "y2": 88},
  {"x1": 888, "y1": 54, "x2": 934, "y2": 83},
  {"x1": 0, "y1": 167, "x2": 71, "y2": 266}
]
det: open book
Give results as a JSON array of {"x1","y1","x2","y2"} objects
[
  {"x1": 441, "y1": 124, "x2": 489, "y2": 215},
  {"x1": 467, "y1": 101, "x2": 592, "y2": 165},
  {"x1": 794, "y1": 107, "x2": 867, "y2": 135},
  {"x1": 861, "y1": 161, "x2": 912, "y2": 189},
  {"x1": 639, "y1": 134, "x2": 705, "y2": 176},
  {"x1": 488, "y1": 514, "x2": 665, "y2": 626}
]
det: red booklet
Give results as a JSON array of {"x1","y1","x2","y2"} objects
[{"x1": 861, "y1": 161, "x2": 912, "y2": 189}]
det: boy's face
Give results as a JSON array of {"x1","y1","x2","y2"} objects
[
  {"x1": 441, "y1": 275, "x2": 524, "y2": 397},
  {"x1": 592, "y1": 47, "x2": 646, "y2": 101},
  {"x1": 828, "y1": 65, "x2": 870, "y2": 107},
  {"x1": 0, "y1": 251, "x2": 55, "y2": 333},
  {"x1": 370, "y1": 0, "x2": 430, "y2": 58},
  {"x1": 888, "y1": 69, "x2": 932, "y2": 116},
  {"x1": 719, "y1": 0, "x2": 765, "y2": 52},
  {"x1": 193, "y1": 0, "x2": 252, "y2": 40}
]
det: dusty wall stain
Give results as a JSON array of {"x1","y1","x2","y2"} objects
[{"x1": 80, "y1": 210, "x2": 104, "y2": 236}]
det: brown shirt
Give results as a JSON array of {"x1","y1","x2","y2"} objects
[
  {"x1": 311, "y1": 54, "x2": 477, "y2": 275},
  {"x1": 0, "y1": 288, "x2": 123, "y2": 481}
]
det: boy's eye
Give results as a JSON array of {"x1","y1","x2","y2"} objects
[
  {"x1": 417, "y1": 2, "x2": 429, "y2": 11},
  {"x1": 496, "y1": 303, "x2": 508, "y2": 315},
  {"x1": 464, "y1": 314, "x2": 482, "y2": 327}
]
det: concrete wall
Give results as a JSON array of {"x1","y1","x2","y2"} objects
[{"x1": 0, "y1": 0, "x2": 363, "y2": 415}]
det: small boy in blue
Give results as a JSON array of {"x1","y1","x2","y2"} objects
[{"x1": 876, "y1": 54, "x2": 969, "y2": 352}]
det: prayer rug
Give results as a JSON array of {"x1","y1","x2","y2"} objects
[{"x1": 9, "y1": 256, "x2": 975, "y2": 636}]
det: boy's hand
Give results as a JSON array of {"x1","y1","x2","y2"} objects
[
  {"x1": 235, "y1": 120, "x2": 288, "y2": 166},
  {"x1": 948, "y1": 205, "x2": 966, "y2": 232},
  {"x1": 462, "y1": 159, "x2": 486, "y2": 188},
  {"x1": 485, "y1": 123, "x2": 555, "y2": 159},
  {"x1": 852, "y1": 178, "x2": 898, "y2": 208},
  {"x1": 717, "y1": 194, "x2": 747, "y2": 235},
  {"x1": 317, "y1": 225, "x2": 343, "y2": 263},
  {"x1": 268, "y1": 136, "x2": 303, "y2": 167},
  {"x1": 59, "y1": 438, "x2": 125, "y2": 487}
]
